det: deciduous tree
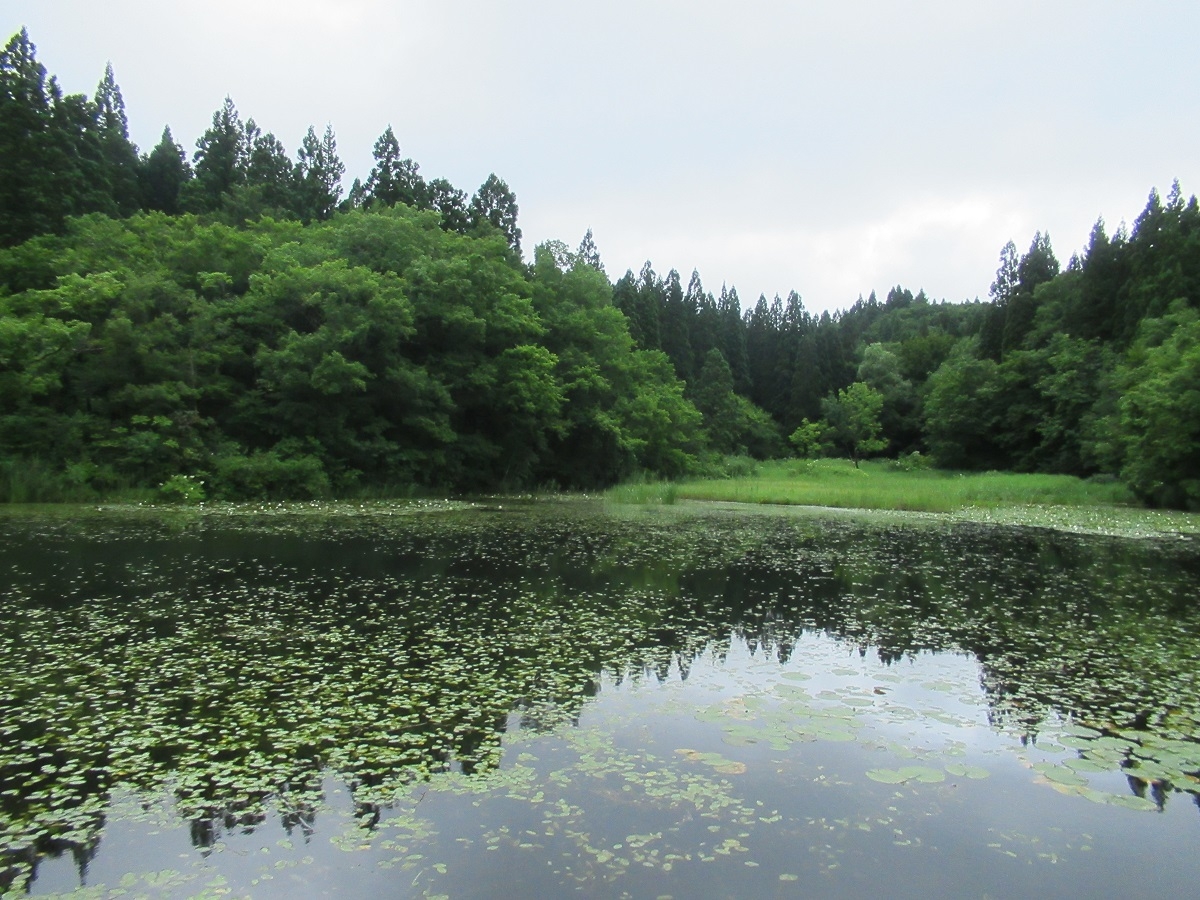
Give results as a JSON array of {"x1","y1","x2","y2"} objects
[{"x1": 822, "y1": 381, "x2": 886, "y2": 467}]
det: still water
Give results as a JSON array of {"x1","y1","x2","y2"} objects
[{"x1": 1, "y1": 499, "x2": 1199, "y2": 898}]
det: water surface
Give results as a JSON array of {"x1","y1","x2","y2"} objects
[{"x1": 2, "y1": 500, "x2": 1199, "y2": 898}]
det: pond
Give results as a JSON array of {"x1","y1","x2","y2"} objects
[{"x1": 2, "y1": 499, "x2": 1199, "y2": 898}]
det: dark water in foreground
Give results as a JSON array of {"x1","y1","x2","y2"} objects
[{"x1": 1, "y1": 499, "x2": 1199, "y2": 898}]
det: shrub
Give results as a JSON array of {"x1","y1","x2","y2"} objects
[
  {"x1": 891, "y1": 451, "x2": 931, "y2": 472},
  {"x1": 157, "y1": 474, "x2": 206, "y2": 504},
  {"x1": 212, "y1": 450, "x2": 330, "y2": 500}
]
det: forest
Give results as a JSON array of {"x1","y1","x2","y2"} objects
[{"x1": 1, "y1": 28, "x2": 1198, "y2": 508}]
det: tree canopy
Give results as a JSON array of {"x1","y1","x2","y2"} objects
[{"x1": 2, "y1": 29, "x2": 1199, "y2": 508}]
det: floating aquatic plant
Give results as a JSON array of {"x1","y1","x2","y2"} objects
[{"x1": 0, "y1": 500, "x2": 1198, "y2": 896}]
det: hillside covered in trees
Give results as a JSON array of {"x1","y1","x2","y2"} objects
[{"x1": 2, "y1": 29, "x2": 1198, "y2": 508}]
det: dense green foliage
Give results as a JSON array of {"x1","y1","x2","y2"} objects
[
  {"x1": 614, "y1": 194, "x2": 1200, "y2": 509},
  {"x1": 2, "y1": 29, "x2": 1199, "y2": 506},
  {"x1": 0, "y1": 210, "x2": 718, "y2": 497},
  {"x1": 913, "y1": 188, "x2": 1200, "y2": 508},
  {"x1": 0, "y1": 31, "x2": 722, "y2": 497}
]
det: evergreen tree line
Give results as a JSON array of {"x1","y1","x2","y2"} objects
[
  {"x1": 2, "y1": 29, "x2": 1198, "y2": 508},
  {"x1": 611, "y1": 184, "x2": 1200, "y2": 509},
  {"x1": 0, "y1": 30, "x2": 520, "y2": 251}
]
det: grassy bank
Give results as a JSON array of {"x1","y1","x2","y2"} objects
[
  {"x1": 675, "y1": 459, "x2": 1135, "y2": 512},
  {"x1": 609, "y1": 460, "x2": 1200, "y2": 540},
  {"x1": 607, "y1": 458, "x2": 1139, "y2": 512},
  {"x1": 603, "y1": 459, "x2": 1200, "y2": 537}
]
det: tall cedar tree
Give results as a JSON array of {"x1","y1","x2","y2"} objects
[
  {"x1": 365, "y1": 126, "x2": 426, "y2": 209},
  {"x1": 469, "y1": 174, "x2": 521, "y2": 254},
  {"x1": 294, "y1": 124, "x2": 344, "y2": 222},
  {"x1": 426, "y1": 178, "x2": 470, "y2": 233},
  {"x1": 243, "y1": 119, "x2": 295, "y2": 213},
  {"x1": 184, "y1": 97, "x2": 247, "y2": 213},
  {"x1": 93, "y1": 63, "x2": 142, "y2": 216},
  {"x1": 140, "y1": 126, "x2": 191, "y2": 215},
  {"x1": 0, "y1": 30, "x2": 101, "y2": 244}
]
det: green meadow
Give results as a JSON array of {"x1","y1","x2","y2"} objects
[{"x1": 606, "y1": 458, "x2": 1200, "y2": 537}]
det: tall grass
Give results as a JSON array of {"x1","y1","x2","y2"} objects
[
  {"x1": 0, "y1": 458, "x2": 152, "y2": 504},
  {"x1": 603, "y1": 481, "x2": 680, "y2": 505},
  {"x1": 0, "y1": 458, "x2": 92, "y2": 503},
  {"x1": 657, "y1": 458, "x2": 1136, "y2": 513}
]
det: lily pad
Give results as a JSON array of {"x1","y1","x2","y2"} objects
[
  {"x1": 1039, "y1": 766, "x2": 1089, "y2": 787},
  {"x1": 867, "y1": 766, "x2": 945, "y2": 785},
  {"x1": 945, "y1": 763, "x2": 990, "y2": 780}
]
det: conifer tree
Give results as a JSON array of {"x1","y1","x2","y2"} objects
[
  {"x1": 365, "y1": 125, "x2": 426, "y2": 208},
  {"x1": 294, "y1": 124, "x2": 344, "y2": 222},
  {"x1": 48, "y1": 83, "x2": 114, "y2": 218},
  {"x1": 93, "y1": 63, "x2": 142, "y2": 215},
  {"x1": 469, "y1": 174, "x2": 522, "y2": 254},
  {"x1": 745, "y1": 294, "x2": 775, "y2": 411},
  {"x1": 184, "y1": 97, "x2": 247, "y2": 213},
  {"x1": 1001, "y1": 231, "x2": 1058, "y2": 352},
  {"x1": 243, "y1": 118, "x2": 295, "y2": 212},
  {"x1": 0, "y1": 29, "x2": 68, "y2": 244},
  {"x1": 635, "y1": 263, "x2": 664, "y2": 350},
  {"x1": 576, "y1": 228, "x2": 604, "y2": 273},
  {"x1": 140, "y1": 126, "x2": 191, "y2": 214},
  {"x1": 658, "y1": 269, "x2": 694, "y2": 381},
  {"x1": 719, "y1": 285, "x2": 751, "y2": 395},
  {"x1": 686, "y1": 271, "x2": 719, "y2": 363},
  {"x1": 1067, "y1": 219, "x2": 1122, "y2": 342},
  {"x1": 979, "y1": 240, "x2": 1019, "y2": 360},
  {"x1": 341, "y1": 177, "x2": 367, "y2": 211},
  {"x1": 427, "y1": 178, "x2": 470, "y2": 232},
  {"x1": 693, "y1": 349, "x2": 741, "y2": 453}
]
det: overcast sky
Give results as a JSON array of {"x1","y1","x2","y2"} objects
[{"x1": 5, "y1": 1, "x2": 1198, "y2": 314}]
